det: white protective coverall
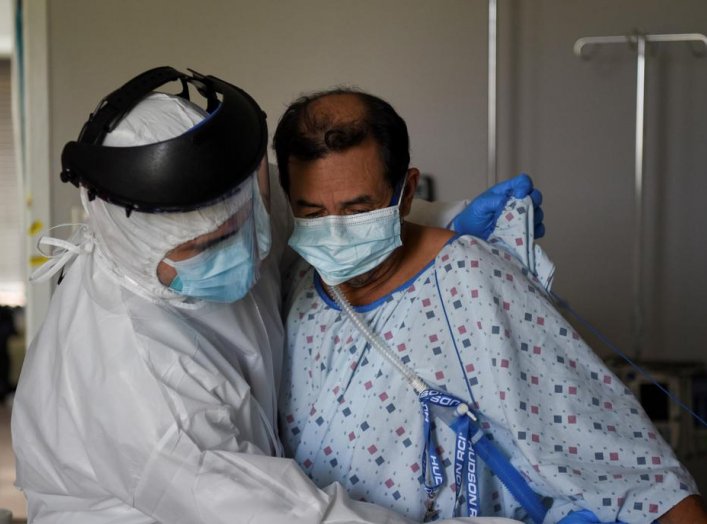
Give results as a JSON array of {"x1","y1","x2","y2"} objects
[{"x1": 11, "y1": 93, "x2": 517, "y2": 524}]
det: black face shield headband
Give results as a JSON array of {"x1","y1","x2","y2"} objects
[{"x1": 60, "y1": 66, "x2": 267, "y2": 214}]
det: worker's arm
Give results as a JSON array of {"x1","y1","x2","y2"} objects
[
  {"x1": 131, "y1": 421, "x2": 521, "y2": 524},
  {"x1": 407, "y1": 173, "x2": 544, "y2": 239}
]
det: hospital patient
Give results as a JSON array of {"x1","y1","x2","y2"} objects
[
  {"x1": 12, "y1": 67, "x2": 524, "y2": 524},
  {"x1": 274, "y1": 89, "x2": 706, "y2": 523}
]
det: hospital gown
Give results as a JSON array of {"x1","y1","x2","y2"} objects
[{"x1": 280, "y1": 199, "x2": 698, "y2": 523}]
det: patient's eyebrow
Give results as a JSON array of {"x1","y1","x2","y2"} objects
[
  {"x1": 341, "y1": 195, "x2": 376, "y2": 207},
  {"x1": 295, "y1": 194, "x2": 376, "y2": 209},
  {"x1": 294, "y1": 198, "x2": 324, "y2": 209}
]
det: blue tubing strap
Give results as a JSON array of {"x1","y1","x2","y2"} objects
[
  {"x1": 420, "y1": 389, "x2": 548, "y2": 523},
  {"x1": 471, "y1": 427, "x2": 548, "y2": 524}
]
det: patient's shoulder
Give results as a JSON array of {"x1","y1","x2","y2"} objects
[
  {"x1": 402, "y1": 223, "x2": 455, "y2": 259},
  {"x1": 440, "y1": 234, "x2": 533, "y2": 279}
]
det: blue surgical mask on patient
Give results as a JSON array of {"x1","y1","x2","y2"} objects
[
  {"x1": 164, "y1": 220, "x2": 256, "y2": 303},
  {"x1": 288, "y1": 182, "x2": 405, "y2": 286}
]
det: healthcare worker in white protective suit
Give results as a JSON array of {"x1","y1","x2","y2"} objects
[{"x1": 11, "y1": 67, "x2": 525, "y2": 524}]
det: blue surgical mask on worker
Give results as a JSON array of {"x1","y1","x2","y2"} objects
[
  {"x1": 162, "y1": 172, "x2": 272, "y2": 303},
  {"x1": 288, "y1": 180, "x2": 405, "y2": 286},
  {"x1": 163, "y1": 221, "x2": 257, "y2": 303}
]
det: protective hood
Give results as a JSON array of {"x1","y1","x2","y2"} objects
[{"x1": 82, "y1": 93, "x2": 258, "y2": 303}]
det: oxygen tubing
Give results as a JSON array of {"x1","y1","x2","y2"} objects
[
  {"x1": 330, "y1": 285, "x2": 427, "y2": 394},
  {"x1": 330, "y1": 284, "x2": 548, "y2": 524}
]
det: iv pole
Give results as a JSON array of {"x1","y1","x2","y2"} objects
[
  {"x1": 487, "y1": 0, "x2": 498, "y2": 188},
  {"x1": 573, "y1": 32, "x2": 707, "y2": 358}
]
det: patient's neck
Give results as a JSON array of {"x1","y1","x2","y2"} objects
[{"x1": 327, "y1": 221, "x2": 454, "y2": 306}]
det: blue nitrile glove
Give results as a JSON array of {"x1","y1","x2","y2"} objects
[
  {"x1": 451, "y1": 173, "x2": 544, "y2": 240},
  {"x1": 557, "y1": 509, "x2": 628, "y2": 524}
]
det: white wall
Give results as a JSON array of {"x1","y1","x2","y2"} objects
[
  {"x1": 0, "y1": 0, "x2": 13, "y2": 56},
  {"x1": 47, "y1": 0, "x2": 491, "y2": 222}
]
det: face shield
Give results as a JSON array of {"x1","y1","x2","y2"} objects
[
  {"x1": 84, "y1": 171, "x2": 271, "y2": 304},
  {"x1": 159, "y1": 174, "x2": 273, "y2": 303},
  {"x1": 62, "y1": 66, "x2": 267, "y2": 213},
  {"x1": 76, "y1": 80, "x2": 271, "y2": 305}
]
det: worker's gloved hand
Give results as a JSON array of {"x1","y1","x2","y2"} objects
[
  {"x1": 451, "y1": 173, "x2": 544, "y2": 240},
  {"x1": 557, "y1": 509, "x2": 628, "y2": 524}
]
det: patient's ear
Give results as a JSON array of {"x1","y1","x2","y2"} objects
[{"x1": 400, "y1": 168, "x2": 420, "y2": 217}]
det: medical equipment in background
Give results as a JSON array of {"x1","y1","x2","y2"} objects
[
  {"x1": 414, "y1": 174, "x2": 435, "y2": 201},
  {"x1": 554, "y1": 291, "x2": 707, "y2": 461},
  {"x1": 612, "y1": 360, "x2": 706, "y2": 458},
  {"x1": 572, "y1": 32, "x2": 707, "y2": 360},
  {"x1": 487, "y1": 0, "x2": 498, "y2": 188}
]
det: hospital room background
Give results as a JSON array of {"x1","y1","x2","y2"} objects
[{"x1": 0, "y1": 0, "x2": 705, "y2": 521}]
